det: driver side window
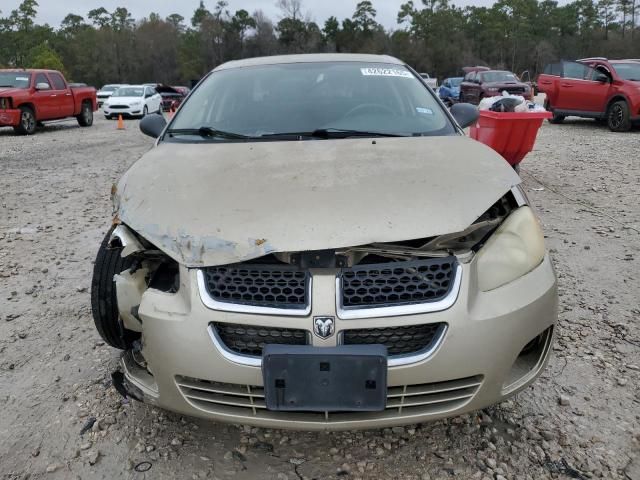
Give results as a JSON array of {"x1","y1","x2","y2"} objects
[{"x1": 35, "y1": 73, "x2": 51, "y2": 89}]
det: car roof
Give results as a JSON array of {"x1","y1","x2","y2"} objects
[
  {"x1": 480, "y1": 70, "x2": 514, "y2": 74},
  {"x1": 213, "y1": 54, "x2": 404, "y2": 72},
  {"x1": 0, "y1": 69, "x2": 59, "y2": 74}
]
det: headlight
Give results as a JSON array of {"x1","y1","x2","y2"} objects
[
  {"x1": 475, "y1": 206, "x2": 545, "y2": 291},
  {"x1": 131, "y1": 102, "x2": 141, "y2": 106}
]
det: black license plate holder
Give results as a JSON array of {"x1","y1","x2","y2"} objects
[{"x1": 262, "y1": 344, "x2": 387, "y2": 412}]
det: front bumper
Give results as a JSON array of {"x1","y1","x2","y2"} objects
[
  {"x1": 104, "y1": 105, "x2": 143, "y2": 117},
  {"x1": 121, "y1": 254, "x2": 557, "y2": 430},
  {"x1": 0, "y1": 109, "x2": 21, "y2": 127}
]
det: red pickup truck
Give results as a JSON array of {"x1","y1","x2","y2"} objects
[
  {"x1": 538, "y1": 58, "x2": 640, "y2": 132},
  {"x1": 0, "y1": 69, "x2": 97, "y2": 134}
]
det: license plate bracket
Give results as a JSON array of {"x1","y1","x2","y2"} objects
[{"x1": 262, "y1": 344, "x2": 387, "y2": 412}]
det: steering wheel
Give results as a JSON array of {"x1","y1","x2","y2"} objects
[{"x1": 344, "y1": 103, "x2": 395, "y2": 118}]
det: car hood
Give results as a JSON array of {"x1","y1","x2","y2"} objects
[
  {"x1": 0, "y1": 87, "x2": 24, "y2": 96},
  {"x1": 114, "y1": 136, "x2": 520, "y2": 267},
  {"x1": 484, "y1": 81, "x2": 525, "y2": 88},
  {"x1": 106, "y1": 96, "x2": 143, "y2": 104}
]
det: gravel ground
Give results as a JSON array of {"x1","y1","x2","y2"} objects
[{"x1": 1, "y1": 115, "x2": 639, "y2": 480}]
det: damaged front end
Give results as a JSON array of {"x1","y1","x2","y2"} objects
[{"x1": 97, "y1": 180, "x2": 557, "y2": 428}]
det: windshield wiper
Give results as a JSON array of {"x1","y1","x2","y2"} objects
[
  {"x1": 261, "y1": 128, "x2": 409, "y2": 139},
  {"x1": 166, "y1": 127, "x2": 251, "y2": 140}
]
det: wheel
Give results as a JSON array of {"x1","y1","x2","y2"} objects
[
  {"x1": 105, "y1": 115, "x2": 111, "y2": 120},
  {"x1": 607, "y1": 100, "x2": 631, "y2": 132},
  {"x1": 513, "y1": 163, "x2": 521, "y2": 175},
  {"x1": 142, "y1": 105, "x2": 148, "y2": 117},
  {"x1": 13, "y1": 106, "x2": 37, "y2": 135},
  {"x1": 91, "y1": 227, "x2": 138, "y2": 349},
  {"x1": 76, "y1": 101, "x2": 93, "y2": 127},
  {"x1": 548, "y1": 112, "x2": 565, "y2": 124},
  {"x1": 545, "y1": 101, "x2": 564, "y2": 124}
]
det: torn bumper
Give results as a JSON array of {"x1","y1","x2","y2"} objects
[
  {"x1": 121, "y1": 254, "x2": 557, "y2": 430},
  {"x1": 0, "y1": 109, "x2": 20, "y2": 127}
]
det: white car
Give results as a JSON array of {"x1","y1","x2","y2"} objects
[
  {"x1": 103, "y1": 85, "x2": 162, "y2": 119},
  {"x1": 97, "y1": 84, "x2": 128, "y2": 107},
  {"x1": 419, "y1": 73, "x2": 438, "y2": 90}
]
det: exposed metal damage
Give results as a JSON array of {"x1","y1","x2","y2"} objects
[{"x1": 111, "y1": 136, "x2": 520, "y2": 268}]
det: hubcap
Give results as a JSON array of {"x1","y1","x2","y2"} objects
[
  {"x1": 610, "y1": 105, "x2": 623, "y2": 128},
  {"x1": 21, "y1": 112, "x2": 34, "y2": 131}
]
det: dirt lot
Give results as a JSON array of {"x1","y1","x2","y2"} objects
[{"x1": 1, "y1": 115, "x2": 639, "y2": 480}]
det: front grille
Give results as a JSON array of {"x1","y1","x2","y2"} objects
[
  {"x1": 504, "y1": 87, "x2": 525, "y2": 94},
  {"x1": 339, "y1": 257, "x2": 457, "y2": 309},
  {"x1": 202, "y1": 264, "x2": 309, "y2": 310},
  {"x1": 175, "y1": 375, "x2": 483, "y2": 421},
  {"x1": 342, "y1": 323, "x2": 446, "y2": 355},
  {"x1": 212, "y1": 322, "x2": 309, "y2": 356}
]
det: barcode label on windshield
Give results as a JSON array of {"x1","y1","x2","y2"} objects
[{"x1": 361, "y1": 68, "x2": 413, "y2": 79}]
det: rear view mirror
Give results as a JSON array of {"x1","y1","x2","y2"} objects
[
  {"x1": 450, "y1": 103, "x2": 479, "y2": 129},
  {"x1": 140, "y1": 114, "x2": 167, "y2": 138}
]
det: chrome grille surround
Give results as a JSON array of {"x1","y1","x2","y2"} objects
[
  {"x1": 336, "y1": 261, "x2": 462, "y2": 320},
  {"x1": 197, "y1": 268, "x2": 312, "y2": 316}
]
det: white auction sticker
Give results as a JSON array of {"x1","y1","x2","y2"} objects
[{"x1": 361, "y1": 67, "x2": 413, "y2": 78}]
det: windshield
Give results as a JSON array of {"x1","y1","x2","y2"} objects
[
  {"x1": 0, "y1": 72, "x2": 32, "y2": 88},
  {"x1": 448, "y1": 78, "x2": 463, "y2": 87},
  {"x1": 611, "y1": 62, "x2": 640, "y2": 81},
  {"x1": 481, "y1": 71, "x2": 518, "y2": 83},
  {"x1": 168, "y1": 62, "x2": 454, "y2": 140},
  {"x1": 101, "y1": 85, "x2": 119, "y2": 92},
  {"x1": 113, "y1": 87, "x2": 143, "y2": 97}
]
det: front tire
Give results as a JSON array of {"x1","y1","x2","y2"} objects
[
  {"x1": 91, "y1": 228, "x2": 138, "y2": 349},
  {"x1": 607, "y1": 100, "x2": 631, "y2": 132},
  {"x1": 142, "y1": 105, "x2": 148, "y2": 117},
  {"x1": 14, "y1": 106, "x2": 37, "y2": 135},
  {"x1": 77, "y1": 101, "x2": 93, "y2": 127},
  {"x1": 545, "y1": 101, "x2": 564, "y2": 124}
]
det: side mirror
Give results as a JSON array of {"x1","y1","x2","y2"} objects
[
  {"x1": 139, "y1": 114, "x2": 167, "y2": 138},
  {"x1": 594, "y1": 73, "x2": 609, "y2": 83},
  {"x1": 450, "y1": 103, "x2": 479, "y2": 129},
  {"x1": 35, "y1": 82, "x2": 51, "y2": 90}
]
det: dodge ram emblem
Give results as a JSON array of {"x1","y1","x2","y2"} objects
[{"x1": 313, "y1": 316, "x2": 335, "y2": 339}]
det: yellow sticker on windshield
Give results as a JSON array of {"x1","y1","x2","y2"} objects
[{"x1": 361, "y1": 68, "x2": 413, "y2": 79}]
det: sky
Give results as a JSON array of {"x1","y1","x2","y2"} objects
[{"x1": 2, "y1": 0, "x2": 495, "y2": 30}]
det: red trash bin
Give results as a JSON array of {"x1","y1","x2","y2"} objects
[{"x1": 469, "y1": 110, "x2": 552, "y2": 166}]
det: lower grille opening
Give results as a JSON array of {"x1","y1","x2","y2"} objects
[
  {"x1": 502, "y1": 326, "x2": 554, "y2": 394},
  {"x1": 175, "y1": 375, "x2": 483, "y2": 421},
  {"x1": 212, "y1": 322, "x2": 309, "y2": 356},
  {"x1": 342, "y1": 323, "x2": 446, "y2": 356}
]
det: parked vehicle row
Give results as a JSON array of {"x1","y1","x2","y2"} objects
[
  {"x1": 538, "y1": 57, "x2": 640, "y2": 132},
  {"x1": 0, "y1": 69, "x2": 97, "y2": 135}
]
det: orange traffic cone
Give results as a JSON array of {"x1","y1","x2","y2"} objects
[{"x1": 117, "y1": 114, "x2": 125, "y2": 130}]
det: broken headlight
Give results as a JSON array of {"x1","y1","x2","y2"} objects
[{"x1": 475, "y1": 206, "x2": 545, "y2": 291}]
